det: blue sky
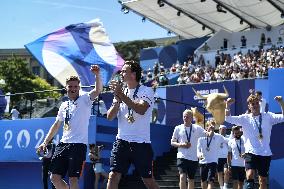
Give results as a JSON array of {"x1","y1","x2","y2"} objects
[{"x1": 0, "y1": 0, "x2": 170, "y2": 49}]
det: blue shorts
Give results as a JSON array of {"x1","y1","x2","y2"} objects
[
  {"x1": 217, "y1": 158, "x2": 228, "y2": 172},
  {"x1": 50, "y1": 143, "x2": 87, "y2": 178},
  {"x1": 177, "y1": 158, "x2": 198, "y2": 179},
  {"x1": 200, "y1": 162, "x2": 217, "y2": 182},
  {"x1": 244, "y1": 153, "x2": 271, "y2": 177},
  {"x1": 110, "y1": 139, "x2": 153, "y2": 178},
  {"x1": 231, "y1": 166, "x2": 245, "y2": 182}
]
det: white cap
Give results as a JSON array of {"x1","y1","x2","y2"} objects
[{"x1": 219, "y1": 125, "x2": 226, "y2": 129}]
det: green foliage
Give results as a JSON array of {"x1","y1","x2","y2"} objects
[
  {"x1": 31, "y1": 76, "x2": 61, "y2": 99},
  {"x1": 115, "y1": 40, "x2": 157, "y2": 62},
  {"x1": 0, "y1": 55, "x2": 60, "y2": 105}
]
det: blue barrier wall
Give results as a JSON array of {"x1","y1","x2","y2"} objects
[
  {"x1": 269, "y1": 68, "x2": 284, "y2": 112},
  {"x1": 0, "y1": 116, "x2": 174, "y2": 189},
  {"x1": 267, "y1": 69, "x2": 284, "y2": 189},
  {"x1": 166, "y1": 81, "x2": 236, "y2": 127}
]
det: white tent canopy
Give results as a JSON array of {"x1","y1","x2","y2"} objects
[{"x1": 120, "y1": 0, "x2": 284, "y2": 38}]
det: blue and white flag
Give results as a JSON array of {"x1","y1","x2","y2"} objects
[{"x1": 25, "y1": 19, "x2": 124, "y2": 89}]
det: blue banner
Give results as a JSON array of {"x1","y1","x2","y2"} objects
[
  {"x1": 166, "y1": 81, "x2": 236, "y2": 127},
  {"x1": 0, "y1": 118, "x2": 61, "y2": 162}
]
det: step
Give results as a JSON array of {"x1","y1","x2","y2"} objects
[
  {"x1": 156, "y1": 179, "x2": 179, "y2": 187},
  {"x1": 154, "y1": 166, "x2": 179, "y2": 172},
  {"x1": 159, "y1": 186, "x2": 202, "y2": 189},
  {"x1": 158, "y1": 175, "x2": 179, "y2": 180}
]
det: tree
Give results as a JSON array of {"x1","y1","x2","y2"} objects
[
  {"x1": 0, "y1": 56, "x2": 60, "y2": 106},
  {"x1": 115, "y1": 40, "x2": 157, "y2": 62}
]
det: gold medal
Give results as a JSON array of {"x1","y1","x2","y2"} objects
[
  {"x1": 64, "y1": 122, "x2": 71, "y2": 131},
  {"x1": 187, "y1": 142, "x2": 191, "y2": 148},
  {"x1": 258, "y1": 133, "x2": 263, "y2": 140},
  {"x1": 206, "y1": 147, "x2": 210, "y2": 151},
  {"x1": 127, "y1": 115, "x2": 135, "y2": 124}
]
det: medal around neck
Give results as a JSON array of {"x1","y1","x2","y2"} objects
[
  {"x1": 258, "y1": 133, "x2": 263, "y2": 140},
  {"x1": 64, "y1": 122, "x2": 71, "y2": 131},
  {"x1": 206, "y1": 147, "x2": 210, "y2": 151},
  {"x1": 127, "y1": 115, "x2": 135, "y2": 124},
  {"x1": 186, "y1": 142, "x2": 191, "y2": 148}
]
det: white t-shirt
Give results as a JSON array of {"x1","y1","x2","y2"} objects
[
  {"x1": 116, "y1": 85, "x2": 154, "y2": 143},
  {"x1": 56, "y1": 93, "x2": 93, "y2": 144},
  {"x1": 171, "y1": 124, "x2": 206, "y2": 161},
  {"x1": 197, "y1": 133, "x2": 225, "y2": 164},
  {"x1": 10, "y1": 109, "x2": 20, "y2": 120},
  {"x1": 225, "y1": 112, "x2": 284, "y2": 156},
  {"x1": 228, "y1": 137, "x2": 245, "y2": 167},
  {"x1": 93, "y1": 100, "x2": 107, "y2": 115},
  {"x1": 217, "y1": 134, "x2": 230, "y2": 158}
]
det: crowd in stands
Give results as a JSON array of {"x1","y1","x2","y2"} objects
[{"x1": 140, "y1": 45, "x2": 284, "y2": 87}]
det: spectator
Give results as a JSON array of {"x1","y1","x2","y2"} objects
[
  {"x1": 153, "y1": 62, "x2": 159, "y2": 76},
  {"x1": 146, "y1": 71, "x2": 153, "y2": 82},
  {"x1": 201, "y1": 42, "x2": 211, "y2": 51},
  {"x1": 10, "y1": 106, "x2": 20, "y2": 120},
  {"x1": 224, "y1": 38, "x2": 228, "y2": 49},
  {"x1": 89, "y1": 144, "x2": 108, "y2": 189},
  {"x1": 140, "y1": 70, "x2": 147, "y2": 84},
  {"x1": 277, "y1": 37, "x2": 283, "y2": 44},
  {"x1": 241, "y1": 36, "x2": 247, "y2": 47},
  {"x1": 93, "y1": 99, "x2": 108, "y2": 117},
  {"x1": 260, "y1": 33, "x2": 266, "y2": 47},
  {"x1": 203, "y1": 69, "x2": 211, "y2": 82},
  {"x1": 177, "y1": 72, "x2": 187, "y2": 85},
  {"x1": 152, "y1": 86, "x2": 159, "y2": 123},
  {"x1": 215, "y1": 50, "x2": 221, "y2": 67},
  {"x1": 267, "y1": 37, "x2": 272, "y2": 45},
  {"x1": 158, "y1": 72, "x2": 169, "y2": 86}
]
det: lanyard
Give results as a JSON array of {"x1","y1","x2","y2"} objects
[
  {"x1": 126, "y1": 85, "x2": 140, "y2": 116},
  {"x1": 65, "y1": 97, "x2": 78, "y2": 125},
  {"x1": 65, "y1": 101, "x2": 71, "y2": 125},
  {"x1": 184, "y1": 125, "x2": 193, "y2": 143},
  {"x1": 206, "y1": 135, "x2": 213, "y2": 149},
  {"x1": 236, "y1": 138, "x2": 242, "y2": 155},
  {"x1": 253, "y1": 114, "x2": 262, "y2": 135}
]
